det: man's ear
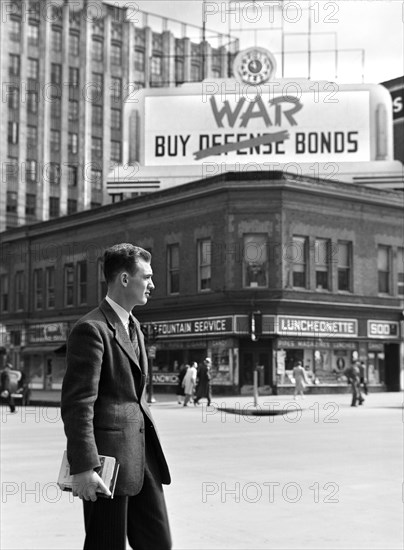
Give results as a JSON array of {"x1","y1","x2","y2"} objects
[{"x1": 121, "y1": 272, "x2": 128, "y2": 286}]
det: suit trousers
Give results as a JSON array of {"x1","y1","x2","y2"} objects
[{"x1": 82, "y1": 425, "x2": 171, "y2": 550}]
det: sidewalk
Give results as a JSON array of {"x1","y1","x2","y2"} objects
[
  {"x1": 28, "y1": 385, "x2": 384, "y2": 407},
  {"x1": 1, "y1": 392, "x2": 403, "y2": 549}
]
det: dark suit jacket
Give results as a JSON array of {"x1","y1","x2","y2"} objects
[{"x1": 61, "y1": 299, "x2": 171, "y2": 496}]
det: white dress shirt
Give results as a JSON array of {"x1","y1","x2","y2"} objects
[{"x1": 105, "y1": 295, "x2": 134, "y2": 336}]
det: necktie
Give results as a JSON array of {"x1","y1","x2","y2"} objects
[{"x1": 128, "y1": 316, "x2": 140, "y2": 360}]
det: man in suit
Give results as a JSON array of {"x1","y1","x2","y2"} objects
[
  {"x1": 344, "y1": 362, "x2": 364, "y2": 407},
  {"x1": 61, "y1": 244, "x2": 171, "y2": 550}
]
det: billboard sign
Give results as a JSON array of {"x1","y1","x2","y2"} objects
[{"x1": 143, "y1": 89, "x2": 371, "y2": 165}]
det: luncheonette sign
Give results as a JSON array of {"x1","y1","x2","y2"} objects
[
  {"x1": 277, "y1": 316, "x2": 358, "y2": 337},
  {"x1": 143, "y1": 89, "x2": 371, "y2": 165}
]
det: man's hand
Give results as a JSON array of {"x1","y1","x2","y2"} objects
[{"x1": 72, "y1": 470, "x2": 111, "y2": 501}]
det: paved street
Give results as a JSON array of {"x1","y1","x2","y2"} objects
[{"x1": 1, "y1": 392, "x2": 403, "y2": 550}]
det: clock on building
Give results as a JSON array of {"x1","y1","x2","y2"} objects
[{"x1": 233, "y1": 47, "x2": 276, "y2": 85}]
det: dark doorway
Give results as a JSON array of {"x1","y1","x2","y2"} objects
[
  {"x1": 384, "y1": 344, "x2": 400, "y2": 391},
  {"x1": 239, "y1": 339, "x2": 273, "y2": 388}
]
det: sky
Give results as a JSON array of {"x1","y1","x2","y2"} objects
[{"x1": 110, "y1": 0, "x2": 404, "y2": 84}]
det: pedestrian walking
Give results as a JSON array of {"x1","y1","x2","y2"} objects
[
  {"x1": 359, "y1": 361, "x2": 369, "y2": 395},
  {"x1": 61, "y1": 243, "x2": 171, "y2": 550},
  {"x1": 292, "y1": 361, "x2": 309, "y2": 399},
  {"x1": 176, "y1": 363, "x2": 188, "y2": 405},
  {"x1": 344, "y1": 362, "x2": 364, "y2": 407},
  {"x1": 182, "y1": 362, "x2": 197, "y2": 407},
  {"x1": 194, "y1": 358, "x2": 213, "y2": 406},
  {"x1": 1, "y1": 362, "x2": 23, "y2": 413}
]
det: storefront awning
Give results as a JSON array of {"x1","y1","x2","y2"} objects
[{"x1": 22, "y1": 345, "x2": 64, "y2": 354}]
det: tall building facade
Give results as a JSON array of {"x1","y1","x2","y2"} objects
[{"x1": 0, "y1": 0, "x2": 231, "y2": 231}]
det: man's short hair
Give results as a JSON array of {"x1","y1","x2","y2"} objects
[{"x1": 103, "y1": 244, "x2": 151, "y2": 284}]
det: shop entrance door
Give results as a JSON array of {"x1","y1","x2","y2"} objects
[{"x1": 239, "y1": 340, "x2": 272, "y2": 388}]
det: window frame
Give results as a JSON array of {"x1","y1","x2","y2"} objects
[
  {"x1": 198, "y1": 239, "x2": 212, "y2": 292},
  {"x1": 33, "y1": 268, "x2": 43, "y2": 310},
  {"x1": 64, "y1": 264, "x2": 75, "y2": 307},
  {"x1": 167, "y1": 244, "x2": 180, "y2": 295}
]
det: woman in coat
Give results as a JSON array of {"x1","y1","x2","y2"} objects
[
  {"x1": 292, "y1": 361, "x2": 309, "y2": 399},
  {"x1": 182, "y1": 363, "x2": 197, "y2": 407}
]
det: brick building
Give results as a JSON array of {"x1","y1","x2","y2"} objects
[
  {"x1": 0, "y1": 0, "x2": 232, "y2": 231},
  {"x1": 0, "y1": 171, "x2": 402, "y2": 395}
]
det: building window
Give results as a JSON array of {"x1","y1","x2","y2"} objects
[
  {"x1": 9, "y1": 54, "x2": 20, "y2": 76},
  {"x1": 28, "y1": 23, "x2": 39, "y2": 46},
  {"x1": 135, "y1": 49, "x2": 145, "y2": 71},
  {"x1": 0, "y1": 275, "x2": 9, "y2": 313},
  {"x1": 8, "y1": 87, "x2": 19, "y2": 109},
  {"x1": 198, "y1": 239, "x2": 211, "y2": 291},
  {"x1": 92, "y1": 39, "x2": 103, "y2": 62},
  {"x1": 51, "y1": 27, "x2": 62, "y2": 51},
  {"x1": 337, "y1": 241, "x2": 352, "y2": 292},
  {"x1": 397, "y1": 247, "x2": 404, "y2": 296},
  {"x1": 15, "y1": 271, "x2": 24, "y2": 311},
  {"x1": 26, "y1": 125, "x2": 37, "y2": 149},
  {"x1": 6, "y1": 192, "x2": 18, "y2": 213},
  {"x1": 26, "y1": 160, "x2": 37, "y2": 182},
  {"x1": 314, "y1": 238, "x2": 330, "y2": 290},
  {"x1": 50, "y1": 129, "x2": 60, "y2": 152},
  {"x1": 111, "y1": 43, "x2": 121, "y2": 65},
  {"x1": 92, "y1": 105, "x2": 103, "y2": 127},
  {"x1": 111, "y1": 108, "x2": 121, "y2": 130},
  {"x1": 51, "y1": 98, "x2": 61, "y2": 119},
  {"x1": 110, "y1": 141, "x2": 121, "y2": 162},
  {"x1": 46, "y1": 266, "x2": 55, "y2": 309},
  {"x1": 27, "y1": 91, "x2": 38, "y2": 114},
  {"x1": 151, "y1": 56, "x2": 162, "y2": 76},
  {"x1": 69, "y1": 67, "x2": 79, "y2": 88},
  {"x1": 68, "y1": 165, "x2": 78, "y2": 187},
  {"x1": 51, "y1": 63, "x2": 62, "y2": 85},
  {"x1": 378, "y1": 245, "x2": 391, "y2": 294},
  {"x1": 92, "y1": 137, "x2": 102, "y2": 158},
  {"x1": 91, "y1": 72, "x2": 103, "y2": 100},
  {"x1": 67, "y1": 199, "x2": 77, "y2": 214},
  {"x1": 48, "y1": 163, "x2": 60, "y2": 186},
  {"x1": 6, "y1": 158, "x2": 18, "y2": 183},
  {"x1": 49, "y1": 197, "x2": 60, "y2": 218},
  {"x1": 91, "y1": 170, "x2": 102, "y2": 191},
  {"x1": 25, "y1": 193, "x2": 36, "y2": 216},
  {"x1": 243, "y1": 234, "x2": 268, "y2": 288},
  {"x1": 27, "y1": 58, "x2": 39, "y2": 79},
  {"x1": 191, "y1": 63, "x2": 200, "y2": 81},
  {"x1": 98, "y1": 259, "x2": 107, "y2": 301},
  {"x1": 69, "y1": 32, "x2": 80, "y2": 56},
  {"x1": 290, "y1": 236, "x2": 307, "y2": 288},
  {"x1": 212, "y1": 68, "x2": 221, "y2": 78},
  {"x1": 77, "y1": 261, "x2": 87, "y2": 304},
  {"x1": 64, "y1": 264, "x2": 74, "y2": 306},
  {"x1": 68, "y1": 133, "x2": 78, "y2": 154},
  {"x1": 167, "y1": 244, "x2": 180, "y2": 294},
  {"x1": 8, "y1": 122, "x2": 19, "y2": 144},
  {"x1": 68, "y1": 100, "x2": 79, "y2": 121},
  {"x1": 33, "y1": 268, "x2": 43, "y2": 310},
  {"x1": 9, "y1": 19, "x2": 21, "y2": 41},
  {"x1": 110, "y1": 76, "x2": 121, "y2": 103},
  {"x1": 175, "y1": 58, "x2": 184, "y2": 83}
]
